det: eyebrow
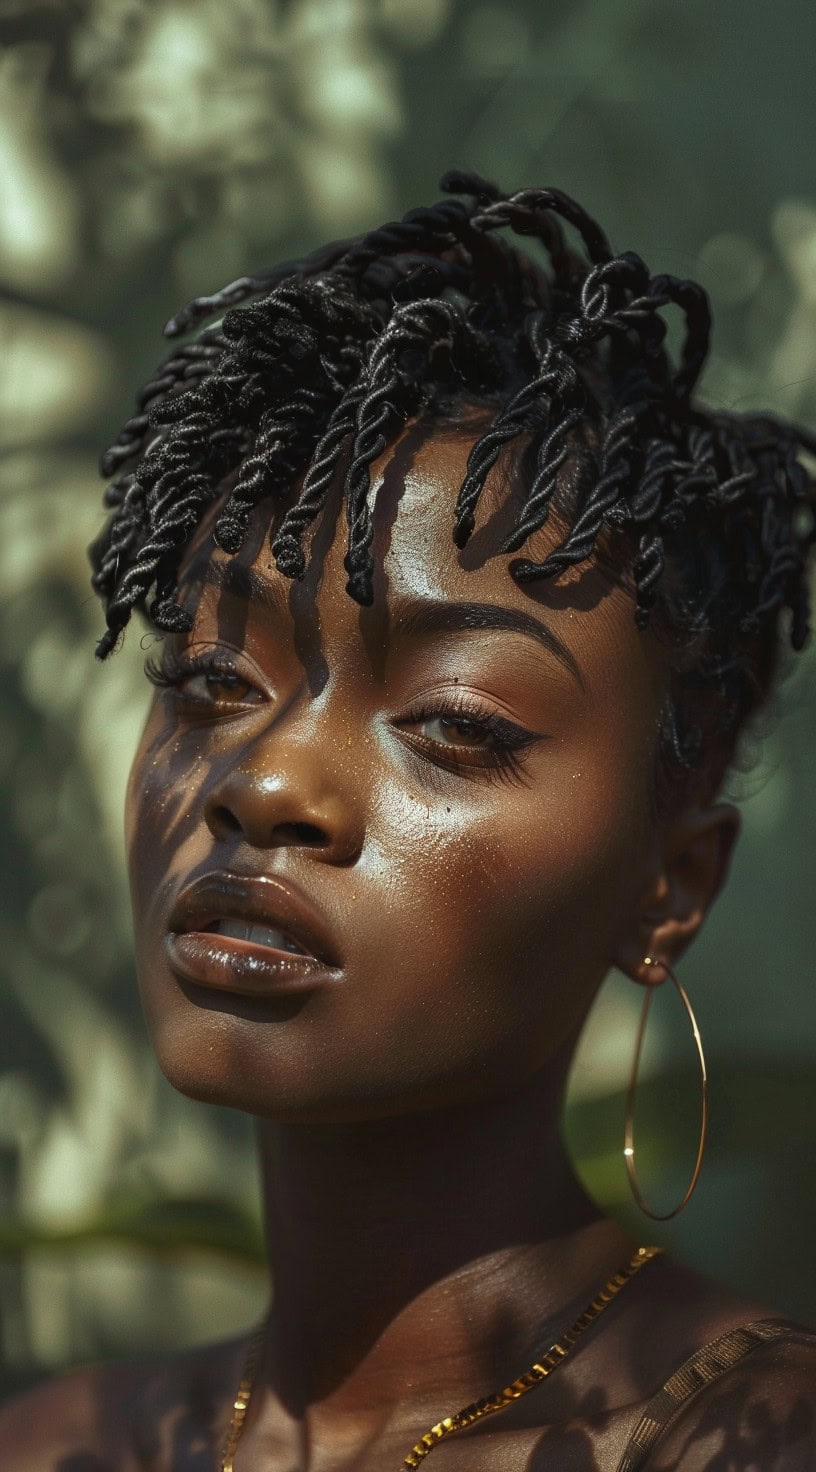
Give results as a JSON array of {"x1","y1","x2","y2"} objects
[
  {"x1": 391, "y1": 598, "x2": 584, "y2": 687},
  {"x1": 181, "y1": 555, "x2": 291, "y2": 616},
  {"x1": 181, "y1": 556, "x2": 584, "y2": 687}
]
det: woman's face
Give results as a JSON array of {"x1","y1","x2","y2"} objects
[{"x1": 125, "y1": 420, "x2": 669, "y2": 1122}]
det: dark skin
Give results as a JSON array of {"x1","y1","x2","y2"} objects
[{"x1": 2, "y1": 417, "x2": 814, "y2": 1471}]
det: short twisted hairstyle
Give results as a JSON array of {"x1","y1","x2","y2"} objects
[{"x1": 88, "y1": 171, "x2": 816, "y2": 808}]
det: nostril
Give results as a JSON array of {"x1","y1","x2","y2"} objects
[
  {"x1": 211, "y1": 805, "x2": 243, "y2": 835},
  {"x1": 276, "y1": 822, "x2": 325, "y2": 846},
  {"x1": 209, "y1": 806, "x2": 326, "y2": 846}
]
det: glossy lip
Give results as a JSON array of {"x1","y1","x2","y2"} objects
[{"x1": 166, "y1": 871, "x2": 343, "y2": 998}]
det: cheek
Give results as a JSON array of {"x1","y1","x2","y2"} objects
[{"x1": 351, "y1": 743, "x2": 649, "y2": 1090}]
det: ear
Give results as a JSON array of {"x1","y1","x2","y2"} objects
[{"x1": 613, "y1": 802, "x2": 741, "y2": 986}]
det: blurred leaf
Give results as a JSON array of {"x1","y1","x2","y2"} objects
[{"x1": 0, "y1": 1194, "x2": 264, "y2": 1265}]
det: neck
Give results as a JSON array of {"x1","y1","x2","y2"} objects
[{"x1": 253, "y1": 1058, "x2": 636, "y2": 1439}]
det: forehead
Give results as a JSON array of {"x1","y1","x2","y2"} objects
[{"x1": 176, "y1": 417, "x2": 656, "y2": 693}]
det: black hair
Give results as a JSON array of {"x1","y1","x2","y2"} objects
[{"x1": 88, "y1": 171, "x2": 816, "y2": 805}]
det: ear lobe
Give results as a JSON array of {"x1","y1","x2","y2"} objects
[{"x1": 615, "y1": 802, "x2": 741, "y2": 984}]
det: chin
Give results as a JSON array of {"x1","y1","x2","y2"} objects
[
  {"x1": 143, "y1": 991, "x2": 331, "y2": 1118},
  {"x1": 143, "y1": 1005, "x2": 489, "y2": 1127},
  {"x1": 138, "y1": 961, "x2": 542, "y2": 1124}
]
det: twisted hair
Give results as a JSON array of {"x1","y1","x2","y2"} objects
[{"x1": 89, "y1": 171, "x2": 816, "y2": 805}]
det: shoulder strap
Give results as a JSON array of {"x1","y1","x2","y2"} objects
[{"x1": 615, "y1": 1318, "x2": 816, "y2": 1471}]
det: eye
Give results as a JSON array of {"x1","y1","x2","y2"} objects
[
  {"x1": 143, "y1": 649, "x2": 264, "y2": 710},
  {"x1": 417, "y1": 713, "x2": 494, "y2": 748},
  {"x1": 401, "y1": 692, "x2": 544, "y2": 783}
]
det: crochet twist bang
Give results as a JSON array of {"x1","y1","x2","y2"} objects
[{"x1": 88, "y1": 171, "x2": 816, "y2": 793}]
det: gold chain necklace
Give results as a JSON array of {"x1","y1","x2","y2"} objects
[{"x1": 220, "y1": 1244, "x2": 662, "y2": 1471}]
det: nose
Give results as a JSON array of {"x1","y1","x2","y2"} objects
[{"x1": 204, "y1": 730, "x2": 365, "y2": 866}]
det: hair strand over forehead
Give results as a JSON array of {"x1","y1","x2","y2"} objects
[{"x1": 88, "y1": 170, "x2": 816, "y2": 793}]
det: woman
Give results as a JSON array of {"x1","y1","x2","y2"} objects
[{"x1": 1, "y1": 173, "x2": 815, "y2": 1469}]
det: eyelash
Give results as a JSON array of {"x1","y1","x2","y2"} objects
[
  {"x1": 400, "y1": 690, "x2": 538, "y2": 784},
  {"x1": 144, "y1": 649, "x2": 250, "y2": 701},
  {"x1": 144, "y1": 649, "x2": 540, "y2": 784}
]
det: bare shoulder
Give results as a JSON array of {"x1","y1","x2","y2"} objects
[
  {"x1": 612, "y1": 1252, "x2": 816, "y2": 1468},
  {"x1": 0, "y1": 1363, "x2": 132, "y2": 1472},
  {"x1": 642, "y1": 1336, "x2": 816, "y2": 1470},
  {"x1": 0, "y1": 1334, "x2": 246, "y2": 1472},
  {"x1": 640, "y1": 1303, "x2": 816, "y2": 1471},
  {"x1": 634, "y1": 1250, "x2": 813, "y2": 1356}
]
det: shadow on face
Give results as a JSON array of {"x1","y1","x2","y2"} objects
[{"x1": 124, "y1": 416, "x2": 671, "y2": 1124}]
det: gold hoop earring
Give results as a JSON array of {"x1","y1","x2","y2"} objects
[{"x1": 623, "y1": 956, "x2": 709, "y2": 1221}]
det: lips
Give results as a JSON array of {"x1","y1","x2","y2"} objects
[{"x1": 165, "y1": 871, "x2": 343, "y2": 997}]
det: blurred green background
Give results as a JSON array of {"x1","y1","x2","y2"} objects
[{"x1": 1, "y1": 0, "x2": 815, "y2": 1404}]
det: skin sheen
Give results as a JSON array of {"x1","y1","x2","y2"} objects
[{"x1": 128, "y1": 423, "x2": 673, "y2": 1125}]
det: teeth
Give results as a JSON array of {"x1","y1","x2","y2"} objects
[{"x1": 208, "y1": 919, "x2": 310, "y2": 955}]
